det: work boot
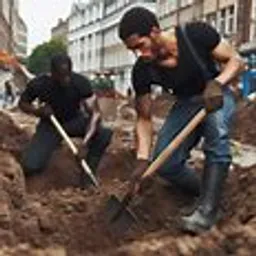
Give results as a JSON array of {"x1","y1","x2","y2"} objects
[
  {"x1": 181, "y1": 163, "x2": 229, "y2": 234},
  {"x1": 162, "y1": 166, "x2": 201, "y2": 197}
]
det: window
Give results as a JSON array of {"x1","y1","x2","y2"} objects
[
  {"x1": 206, "y1": 13, "x2": 217, "y2": 28},
  {"x1": 105, "y1": 0, "x2": 116, "y2": 7},
  {"x1": 226, "y1": 5, "x2": 234, "y2": 35},
  {"x1": 169, "y1": 0, "x2": 177, "y2": 11},
  {"x1": 180, "y1": 0, "x2": 192, "y2": 8},
  {"x1": 219, "y1": 9, "x2": 226, "y2": 35},
  {"x1": 158, "y1": 0, "x2": 167, "y2": 17},
  {"x1": 80, "y1": 37, "x2": 85, "y2": 51}
]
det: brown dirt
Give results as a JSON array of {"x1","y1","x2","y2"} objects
[
  {"x1": 0, "y1": 98, "x2": 255, "y2": 255},
  {"x1": 232, "y1": 101, "x2": 256, "y2": 145}
]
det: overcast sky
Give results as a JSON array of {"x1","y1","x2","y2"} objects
[{"x1": 20, "y1": 0, "x2": 76, "y2": 54}]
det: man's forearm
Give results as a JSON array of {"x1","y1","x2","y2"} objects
[
  {"x1": 82, "y1": 112, "x2": 101, "y2": 145},
  {"x1": 18, "y1": 101, "x2": 41, "y2": 117},
  {"x1": 216, "y1": 56, "x2": 245, "y2": 86},
  {"x1": 136, "y1": 117, "x2": 153, "y2": 160}
]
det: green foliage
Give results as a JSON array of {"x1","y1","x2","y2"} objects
[
  {"x1": 18, "y1": 57, "x2": 28, "y2": 66},
  {"x1": 91, "y1": 76, "x2": 114, "y2": 90},
  {"x1": 27, "y1": 39, "x2": 67, "y2": 75}
]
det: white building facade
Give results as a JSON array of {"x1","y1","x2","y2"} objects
[
  {"x1": 0, "y1": 0, "x2": 27, "y2": 58},
  {"x1": 157, "y1": 0, "x2": 237, "y2": 42},
  {"x1": 250, "y1": 0, "x2": 256, "y2": 41},
  {"x1": 13, "y1": 12, "x2": 27, "y2": 59},
  {"x1": 68, "y1": 0, "x2": 156, "y2": 95}
]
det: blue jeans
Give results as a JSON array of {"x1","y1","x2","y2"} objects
[
  {"x1": 152, "y1": 88, "x2": 236, "y2": 193},
  {"x1": 22, "y1": 114, "x2": 112, "y2": 176}
]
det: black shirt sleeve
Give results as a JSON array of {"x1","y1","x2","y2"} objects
[
  {"x1": 19, "y1": 75, "x2": 45, "y2": 103},
  {"x1": 74, "y1": 74, "x2": 93, "y2": 99},
  {"x1": 186, "y1": 22, "x2": 221, "y2": 51},
  {"x1": 132, "y1": 58, "x2": 152, "y2": 97}
]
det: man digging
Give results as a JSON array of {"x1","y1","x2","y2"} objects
[
  {"x1": 118, "y1": 7, "x2": 245, "y2": 233},
  {"x1": 19, "y1": 54, "x2": 112, "y2": 187}
]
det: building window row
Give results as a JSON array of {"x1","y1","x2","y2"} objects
[
  {"x1": 206, "y1": 5, "x2": 235, "y2": 37},
  {"x1": 158, "y1": 0, "x2": 177, "y2": 17},
  {"x1": 158, "y1": 0, "x2": 193, "y2": 17}
]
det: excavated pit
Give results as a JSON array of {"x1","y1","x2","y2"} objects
[{"x1": 0, "y1": 96, "x2": 255, "y2": 255}]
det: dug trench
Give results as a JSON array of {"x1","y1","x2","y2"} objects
[{"x1": 0, "y1": 96, "x2": 255, "y2": 255}]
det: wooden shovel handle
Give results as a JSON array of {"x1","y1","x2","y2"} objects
[
  {"x1": 50, "y1": 115, "x2": 78, "y2": 155},
  {"x1": 141, "y1": 108, "x2": 207, "y2": 180},
  {"x1": 50, "y1": 115, "x2": 99, "y2": 187}
]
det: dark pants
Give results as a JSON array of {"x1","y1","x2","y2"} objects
[
  {"x1": 152, "y1": 87, "x2": 236, "y2": 194},
  {"x1": 22, "y1": 114, "x2": 112, "y2": 176}
]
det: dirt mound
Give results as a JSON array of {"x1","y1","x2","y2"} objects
[
  {"x1": 95, "y1": 88, "x2": 126, "y2": 99},
  {"x1": 0, "y1": 102, "x2": 255, "y2": 255},
  {"x1": 0, "y1": 111, "x2": 30, "y2": 160},
  {"x1": 0, "y1": 244, "x2": 66, "y2": 256},
  {"x1": 0, "y1": 150, "x2": 26, "y2": 247},
  {"x1": 232, "y1": 102, "x2": 256, "y2": 145},
  {"x1": 8, "y1": 165, "x2": 256, "y2": 255}
]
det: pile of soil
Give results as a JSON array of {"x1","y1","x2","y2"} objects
[
  {"x1": 0, "y1": 98, "x2": 255, "y2": 255},
  {"x1": 232, "y1": 102, "x2": 256, "y2": 145},
  {"x1": 95, "y1": 88, "x2": 126, "y2": 99},
  {"x1": 0, "y1": 111, "x2": 30, "y2": 159},
  {"x1": 7, "y1": 164, "x2": 256, "y2": 255}
]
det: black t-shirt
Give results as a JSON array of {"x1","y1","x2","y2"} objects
[
  {"x1": 20, "y1": 72, "x2": 93, "y2": 122},
  {"x1": 132, "y1": 22, "x2": 221, "y2": 98}
]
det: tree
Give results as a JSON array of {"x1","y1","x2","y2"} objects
[{"x1": 27, "y1": 39, "x2": 67, "y2": 75}]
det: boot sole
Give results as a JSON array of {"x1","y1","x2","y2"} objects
[{"x1": 180, "y1": 211, "x2": 223, "y2": 235}]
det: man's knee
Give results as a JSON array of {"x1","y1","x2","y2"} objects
[
  {"x1": 158, "y1": 162, "x2": 185, "y2": 180},
  {"x1": 21, "y1": 153, "x2": 44, "y2": 176},
  {"x1": 98, "y1": 127, "x2": 113, "y2": 148},
  {"x1": 158, "y1": 164, "x2": 200, "y2": 196}
]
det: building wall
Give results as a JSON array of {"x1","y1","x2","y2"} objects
[
  {"x1": 0, "y1": 10, "x2": 10, "y2": 51},
  {"x1": 237, "y1": 0, "x2": 252, "y2": 45},
  {"x1": 0, "y1": 0, "x2": 11, "y2": 52},
  {"x1": 203, "y1": 0, "x2": 218, "y2": 14},
  {"x1": 158, "y1": 0, "x2": 238, "y2": 44},
  {"x1": 68, "y1": 0, "x2": 254, "y2": 94},
  {"x1": 250, "y1": 0, "x2": 256, "y2": 41},
  {"x1": 14, "y1": 13, "x2": 27, "y2": 59},
  {"x1": 0, "y1": 0, "x2": 26, "y2": 57},
  {"x1": 68, "y1": 0, "x2": 156, "y2": 95},
  {"x1": 51, "y1": 18, "x2": 68, "y2": 44},
  {"x1": 2, "y1": 0, "x2": 11, "y2": 23},
  {"x1": 68, "y1": 1, "x2": 103, "y2": 73}
]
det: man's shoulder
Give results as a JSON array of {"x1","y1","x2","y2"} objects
[
  {"x1": 181, "y1": 21, "x2": 210, "y2": 31},
  {"x1": 71, "y1": 72, "x2": 91, "y2": 86},
  {"x1": 179, "y1": 21, "x2": 220, "y2": 50},
  {"x1": 28, "y1": 73, "x2": 50, "y2": 87},
  {"x1": 180, "y1": 21, "x2": 219, "y2": 40},
  {"x1": 72, "y1": 72, "x2": 90, "y2": 82},
  {"x1": 133, "y1": 57, "x2": 152, "y2": 72}
]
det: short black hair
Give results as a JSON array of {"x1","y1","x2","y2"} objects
[
  {"x1": 51, "y1": 54, "x2": 72, "y2": 73},
  {"x1": 118, "y1": 7, "x2": 159, "y2": 41}
]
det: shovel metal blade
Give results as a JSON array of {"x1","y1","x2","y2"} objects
[{"x1": 105, "y1": 195, "x2": 138, "y2": 234}]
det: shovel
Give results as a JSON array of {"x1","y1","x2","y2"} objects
[
  {"x1": 50, "y1": 115, "x2": 99, "y2": 187},
  {"x1": 105, "y1": 108, "x2": 207, "y2": 232}
]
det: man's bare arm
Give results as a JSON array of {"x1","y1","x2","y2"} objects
[
  {"x1": 18, "y1": 100, "x2": 52, "y2": 118},
  {"x1": 135, "y1": 93, "x2": 153, "y2": 160},
  {"x1": 82, "y1": 94, "x2": 101, "y2": 145},
  {"x1": 212, "y1": 39, "x2": 245, "y2": 85}
]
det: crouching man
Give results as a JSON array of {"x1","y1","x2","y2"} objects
[{"x1": 19, "y1": 54, "x2": 112, "y2": 187}]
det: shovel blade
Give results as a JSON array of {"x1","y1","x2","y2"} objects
[{"x1": 105, "y1": 195, "x2": 138, "y2": 234}]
